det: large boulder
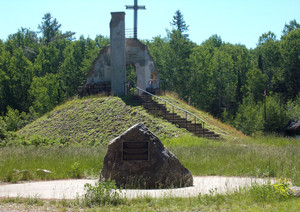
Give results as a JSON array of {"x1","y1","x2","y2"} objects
[{"x1": 100, "y1": 123, "x2": 193, "y2": 189}]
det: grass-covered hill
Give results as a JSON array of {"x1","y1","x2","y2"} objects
[{"x1": 17, "y1": 94, "x2": 245, "y2": 145}]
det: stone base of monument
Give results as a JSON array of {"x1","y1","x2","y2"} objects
[{"x1": 100, "y1": 123, "x2": 193, "y2": 189}]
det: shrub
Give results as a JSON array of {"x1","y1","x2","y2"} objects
[
  {"x1": 234, "y1": 99, "x2": 264, "y2": 135},
  {"x1": 286, "y1": 93, "x2": 300, "y2": 121},
  {"x1": 82, "y1": 180, "x2": 125, "y2": 207},
  {"x1": 264, "y1": 95, "x2": 288, "y2": 133},
  {"x1": 71, "y1": 161, "x2": 82, "y2": 179},
  {"x1": 249, "y1": 179, "x2": 294, "y2": 202},
  {"x1": 273, "y1": 178, "x2": 294, "y2": 199}
]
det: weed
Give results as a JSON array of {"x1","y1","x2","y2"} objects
[
  {"x1": 249, "y1": 182, "x2": 277, "y2": 202},
  {"x1": 5, "y1": 169, "x2": 20, "y2": 183},
  {"x1": 24, "y1": 195, "x2": 43, "y2": 206},
  {"x1": 71, "y1": 161, "x2": 82, "y2": 179},
  {"x1": 273, "y1": 178, "x2": 294, "y2": 199},
  {"x1": 82, "y1": 180, "x2": 125, "y2": 207},
  {"x1": 198, "y1": 188, "x2": 225, "y2": 206}
]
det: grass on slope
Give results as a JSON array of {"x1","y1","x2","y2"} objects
[
  {"x1": 17, "y1": 92, "x2": 248, "y2": 145},
  {"x1": 17, "y1": 95, "x2": 189, "y2": 145}
]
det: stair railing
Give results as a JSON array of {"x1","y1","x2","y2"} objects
[{"x1": 136, "y1": 87, "x2": 206, "y2": 132}]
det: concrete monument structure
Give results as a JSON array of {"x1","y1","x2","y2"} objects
[{"x1": 78, "y1": 11, "x2": 159, "y2": 96}]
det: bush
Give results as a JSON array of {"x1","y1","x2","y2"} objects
[
  {"x1": 286, "y1": 93, "x2": 300, "y2": 121},
  {"x1": 0, "y1": 116, "x2": 8, "y2": 141},
  {"x1": 264, "y1": 95, "x2": 288, "y2": 133},
  {"x1": 234, "y1": 98, "x2": 264, "y2": 135},
  {"x1": 273, "y1": 178, "x2": 294, "y2": 199},
  {"x1": 249, "y1": 179, "x2": 294, "y2": 202},
  {"x1": 71, "y1": 161, "x2": 82, "y2": 179},
  {"x1": 3, "y1": 106, "x2": 39, "y2": 132},
  {"x1": 234, "y1": 95, "x2": 289, "y2": 135},
  {"x1": 82, "y1": 180, "x2": 125, "y2": 207}
]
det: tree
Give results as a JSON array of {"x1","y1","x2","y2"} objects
[
  {"x1": 167, "y1": 30, "x2": 194, "y2": 98},
  {"x1": 280, "y1": 29, "x2": 300, "y2": 99},
  {"x1": 29, "y1": 74, "x2": 59, "y2": 115},
  {"x1": 170, "y1": 10, "x2": 189, "y2": 37},
  {"x1": 245, "y1": 68, "x2": 267, "y2": 103},
  {"x1": 7, "y1": 28, "x2": 39, "y2": 62},
  {"x1": 282, "y1": 19, "x2": 300, "y2": 36},
  {"x1": 202, "y1": 34, "x2": 223, "y2": 48},
  {"x1": 234, "y1": 98, "x2": 265, "y2": 135},
  {"x1": 0, "y1": 47, "x2": 33, "y2": 112},
  {"x1": 38, "y1": 13, "x2": 75, "y2": 45},
  {"x1": 258, "y1": 31, "x2": 277, "y2": 46},
  {"x1": 34, "y1": 44, "x2": 60, "y2": 77},
  {"x1": 256, "y1": 35, "x2": 283, "y2": 95}
]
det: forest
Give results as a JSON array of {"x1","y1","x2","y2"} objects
[{"x1": 0, "y1": 12, "x2": 299, "y2": 138}]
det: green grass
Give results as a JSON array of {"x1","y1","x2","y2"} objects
[
  {"x1": 1, "y1": 136, "x2": 299, "y2": 186},
  {"x1": 164, "y1": 136, "x2": 300, "y2": 185},
  {"x1": 1, "y1": 185, "x2": 299, "y2": 211},
  {"x1": 16, "y1": 95, "x2": 188, "y2": 145},
  {"x1": 0, "y1": 146, "x2": 106, "y2": 181}
]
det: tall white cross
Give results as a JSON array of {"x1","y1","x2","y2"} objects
[{"x1": 125, "y1": 0, "x2": 146, "y2": 39}]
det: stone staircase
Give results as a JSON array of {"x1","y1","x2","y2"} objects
[{"x1": 136, "y1": 94, "x2": 220, "y2": 138}]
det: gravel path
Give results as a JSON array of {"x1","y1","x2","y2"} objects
[{"x1": 0, "y1": 176, "x2": 278, "y2": 200}]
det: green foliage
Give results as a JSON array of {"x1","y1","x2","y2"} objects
[
  {"x1": 170, "y1": 10, "x2": 189, "y2": 36},
  {"x1": 286, "y1": 93, "x2": 300, "y2": 120},
  {"x1": 71, "y1": 161, "x2": 82, "y2": 179},
  {"x1": 273, "y1": 178, "x2": 294, "y2": 199},
  {"x1": 4, "y1": 107, "x2": 27, "y2": 131},
  {"x1": 282, "y1": 19, "x2": 300, "y2": 36},
  {"x1": 249, "y1": 182, "x2": 278, "y2": 202},
  {"x1": 280, "y1": 28, "x2": 300, "y2": 99},
  {"x1": 234, "y1": 98, "x2": 264, "y2": 135},
  {"x1": 0, "y1": 13, "x2": 103, "y2": 121},
  {"x1": 38, "y1": 13, "x2": 75, "y2": 45},
  {"x1": 264, "y1": 95, "x2": 288, "y2": 132},
  {"x1": 29, "y1": 74, "x2": 59, "y2": 115},
  {"x1": 0, "y1": 116, "x2": 8, "y2": 141},
  {"x1": 249, "y1": 179, "x2": 294, "y2": 202},
  {"x1": 234, "y1": 94, "x2": 289, "y2": 135},
  {"x1": 82, "y1": 181, "x2": 125, "y2": 207},
  {"x1": 5, "y1": 169, "x2": 34, "y2": 183}
]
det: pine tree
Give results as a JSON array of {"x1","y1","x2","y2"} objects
[{"x1": 170, "y1": 10, "x2": 189, "y2": 37}]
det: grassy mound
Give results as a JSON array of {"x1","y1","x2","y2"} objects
[
  {"x1": 17, "y1": 95, "x2": 188, "y2": 145},
  {"x1": 17, "y1": 94, "x2": 246, "y2": 145}
]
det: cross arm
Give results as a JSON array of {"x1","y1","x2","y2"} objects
[{"x1": 125, "y1": 5, "x2": 146, "y2": 10}]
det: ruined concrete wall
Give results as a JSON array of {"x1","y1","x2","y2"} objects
[
  {"x1": 86, "y1": 46, "x2": 111, "y2": 84},
  {"x1": 126, "y1": 38, "x2": 158, "y2": 91}
]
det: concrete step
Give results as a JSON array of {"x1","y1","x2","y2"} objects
[{"x1": 136, "y1": 95, "x2": 220, "y2": 139}]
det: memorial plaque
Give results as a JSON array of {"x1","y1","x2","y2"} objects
[{"x1": 122, "y1": 141, "x2": 149, "y2": 160}]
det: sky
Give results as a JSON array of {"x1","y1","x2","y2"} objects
[{"x1": 0, "y1": 0, "x2": 299, "y2": 49}]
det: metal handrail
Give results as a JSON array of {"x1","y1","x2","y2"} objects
[{"x1": 136, "y1": 87, "x2": 205, "y2": 129}]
